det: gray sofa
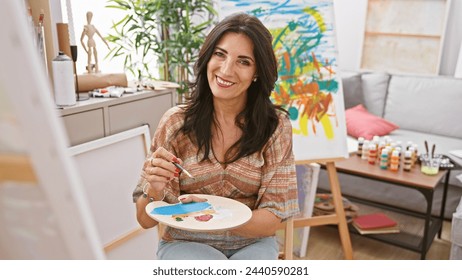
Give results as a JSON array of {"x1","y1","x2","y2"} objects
[
  {"x1": 318, "y1": 71, "x2": 462, "y2": 219},
  {"x1": 451, "y1": 197, "x2": 462, "y2": 259}
]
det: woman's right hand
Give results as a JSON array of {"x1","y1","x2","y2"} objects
[
  {"x1": 136, "y1": 147, "x2": 181, "y2": 228},
  {"x1": 142, "y1": 147, "x2": 181, "y2": 195}
]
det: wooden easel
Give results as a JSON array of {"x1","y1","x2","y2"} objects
[{"x1": 283, "y1": 158, "x2": 353, "y2": 260}]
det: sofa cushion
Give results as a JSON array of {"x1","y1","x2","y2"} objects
[
  {"x1": 345, "y1": 104, "x2": 399, "y2": 140},
  {"x1": 361, "y1": 72, "x2": 390, "y2": 117},
  {"x1": 341, "y1": 72, "x2": 364, "y2": 109},
  {"x1": 384, "y1": 75, "x2": 462, "y2": 138}
]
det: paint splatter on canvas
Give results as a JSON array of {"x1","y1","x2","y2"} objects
[{"x1": 220, "y1": 0, "x2": 348, "y2": 161}]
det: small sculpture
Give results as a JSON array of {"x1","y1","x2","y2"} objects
[{"x1": 80, "y1": 11, "x2": 109, "y2": 73}]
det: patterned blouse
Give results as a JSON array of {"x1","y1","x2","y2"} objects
[{"x1": 133, "y1": 106, "x2": 299, "y2": 251}]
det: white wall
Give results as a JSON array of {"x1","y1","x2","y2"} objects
[
  {"x1": 440, "y1": 0, "x2": 462, "y2": 75},
  {"x1": 455, "y1": 45, "x2": 462, "y2": 78},
  {"x1": 333, "y1": 0, "x2": 462, "y2": 76},
  {"x1": 333, "y1": 0, "x2": 367, "y2": 71},
  {"x1": 61, "y1": 0, "x2": 126, "y2": 76}
]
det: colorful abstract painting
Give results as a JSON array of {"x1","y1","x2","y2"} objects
[{"x1": 220, "y1": 0, "x2": 348, "y2": 161}]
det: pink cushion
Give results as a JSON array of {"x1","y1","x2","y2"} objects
[{"x1": 345, "y1": 104, "x2": 399, "y2": 140}]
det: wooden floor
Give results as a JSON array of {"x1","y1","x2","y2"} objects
[{"x1": 295, "y1": 220, "x2": 452, "y2": 260}]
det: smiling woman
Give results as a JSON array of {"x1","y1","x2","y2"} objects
[
  {"x1": 207, "y1": 33, "x2": 257, "y2": 106},
  {"x1": 132, "y1": 13, "x2": 298, "y2": 260},
  {"x1": 206, "y1": 32, "x2": 258, "y2": 164}
]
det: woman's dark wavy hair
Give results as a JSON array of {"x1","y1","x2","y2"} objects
[{"x1": 179, "y1": 12, "x2": 285, "y2": 163}]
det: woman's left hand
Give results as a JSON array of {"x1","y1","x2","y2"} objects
[{"x1": 178, "y1": 194, "x2": 208, "y2": 204}]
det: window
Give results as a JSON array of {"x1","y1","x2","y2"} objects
[{"x1": 62, "y1": 0, "x2": 128, "y2": 77}]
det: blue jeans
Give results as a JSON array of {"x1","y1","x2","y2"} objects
[{"x1": 157, "y1": 236, "x2": 279, "y2": 260}]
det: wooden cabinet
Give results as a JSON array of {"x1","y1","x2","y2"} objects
[
  {"x1": 58, "y1": 89, "x2": 176, "y2": 146},
  {"x1": 60, "y1": 108, "x2": 105, "y2": 145},
  {"x1": 108, "y1": 93, "x2": 172, "y2": 136}
]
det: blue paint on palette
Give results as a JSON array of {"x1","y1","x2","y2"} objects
[{"x1": 151, "y1": 202, "x2": 212, "y2": 215}]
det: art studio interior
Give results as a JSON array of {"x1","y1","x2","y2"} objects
[{"x1": 1, "y1": 0, "x2": 462, "y2": 261}]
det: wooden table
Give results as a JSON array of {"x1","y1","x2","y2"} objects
[{"x1": 329, "y1": 155, "x2": 450, "y2": 260}]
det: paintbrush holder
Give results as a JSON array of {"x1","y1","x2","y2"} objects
[{"x1": 420, "y1": 154, "x2": 442, "y2": 175}]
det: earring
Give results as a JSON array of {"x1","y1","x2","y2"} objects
[{"x1": 253, "y1": 76, "x2": 257, "y2": 82}]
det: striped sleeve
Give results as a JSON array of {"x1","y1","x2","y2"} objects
[{"x1": 256, "y1": 113, "x2": 299, "y2": 220}]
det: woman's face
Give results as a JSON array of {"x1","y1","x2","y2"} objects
[{"x1": 207, "y1": 32, "x2": 257, "y2": 104}]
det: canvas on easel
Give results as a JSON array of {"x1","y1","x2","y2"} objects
[
  {"x1": 219, "y1": 0, "x2": 352, "y2": 259},
  {"x1": 220, "y1": 0, "x2": 349, "y2": 162},
  {"x1": 0, "y1": 1, "x2": 103, "y2": 259}
]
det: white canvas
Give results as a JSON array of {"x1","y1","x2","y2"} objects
[{"x1": 0, "y1": 0, "x2": 103, "y2": 259}]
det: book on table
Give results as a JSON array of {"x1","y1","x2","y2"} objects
[{"x1": 352, "y1": 213, "x2": 400, "y2": 235}]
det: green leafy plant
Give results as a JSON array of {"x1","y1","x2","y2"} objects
[{"x1": 106, "y1": 0, "x2": 216, "y2": 103}]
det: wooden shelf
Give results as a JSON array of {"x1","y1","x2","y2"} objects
[{"x1": 57, "y1": 89, "x2": 176, "y2": 146}]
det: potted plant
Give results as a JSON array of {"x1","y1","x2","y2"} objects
[{"x1": 106, "y1": 0, "x2": 216, "y2": 103}]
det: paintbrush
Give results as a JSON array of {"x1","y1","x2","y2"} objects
[
  {"x1": 431, "y1": 144, "x2": 436, "y2": 158},
  {"x1": 172, "y1": 162, "x2": 194, "y2": 178},
  {"x1": 424, "y1": 140, "x2": 429, "y2": 155}
]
